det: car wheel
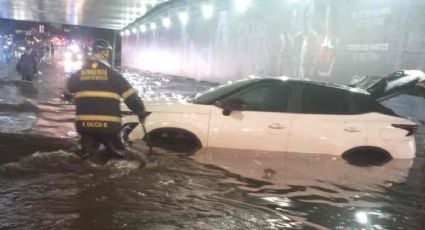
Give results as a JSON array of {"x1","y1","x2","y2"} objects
[
  {"x1": 148, "y1": 128, "x2": 201, "y2": 154},
  {"x1": 342, "y1": 147, "x2": 392, "y2": 166}
]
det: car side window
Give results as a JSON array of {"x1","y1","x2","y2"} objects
[
  {"x1": 347, "y1": 94, "x2": 397, "y2": 116},
  {"x1": 348, "y1": 94, "x2": 374, "y2": 114},
  {"x1": 224, "y1": 84, "x2": 292, "y2": 112},
  {"x1": 300, "y1": 86, "x2": 350, "y2": 114}
]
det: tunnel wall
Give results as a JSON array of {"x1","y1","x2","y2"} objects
[{"x1": 121, "y1": 0, "x2": 425, "y2": 84}]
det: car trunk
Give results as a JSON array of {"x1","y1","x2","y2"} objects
[{"x1": 350, "y1": 70, "x2": 425, "y2": 101}]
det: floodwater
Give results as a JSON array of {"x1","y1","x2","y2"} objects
[{"x1": 1, "y1": 63, "x2": 425, "y2": 229}]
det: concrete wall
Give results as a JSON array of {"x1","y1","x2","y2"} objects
[{"x1": 121, "y1": 0, "x2": 425, "y2": 84}]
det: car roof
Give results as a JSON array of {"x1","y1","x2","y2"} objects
[{"x1": 250, "y1": 76, "x2": 371, "y2": 96}]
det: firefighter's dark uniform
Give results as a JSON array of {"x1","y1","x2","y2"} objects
[{"x1": 67, "y1": 59, "x2": 145, "y2": 159}]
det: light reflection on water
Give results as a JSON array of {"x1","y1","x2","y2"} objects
[
  {"x1": 193, "y1": 147, "x2": 424, "y2": 229},
  {"x1": 0, "y1": 112, "x2": 36, "y2": 133},
  {"x1": 0, "y1": 149, "x2": 299, "y2": 229},
  {"x1": 0, "y1": 126, "x2": 424, "y2": 229},
  {"x1": 1, "y1": 69, "x2": 425, "y2": 229},
  {"x1": 0, "y1": 85, "x2": 22, "y2": 103}
]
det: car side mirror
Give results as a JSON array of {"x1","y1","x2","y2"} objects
[{"x1": 221, "y1": 98, "x2": 246, "y2": 116}]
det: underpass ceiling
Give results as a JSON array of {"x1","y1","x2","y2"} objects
[{"x1": 0, "y1": 0, "x2": 169, "y2": 30}]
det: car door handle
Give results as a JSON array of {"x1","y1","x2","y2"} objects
[
  {"x1": 268, "y1": 123, "x2": 285, "y2": 129},
  {"x1": 344, "y1": 127, "x2": 361, "y2": 133}
]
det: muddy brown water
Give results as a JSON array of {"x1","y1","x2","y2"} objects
[
  {"x1": 1, "y1": 64, "x2": 425, "y2": 229},
  {"x1": 0, "y1": 130, "x2": 424, "y2": 229}
]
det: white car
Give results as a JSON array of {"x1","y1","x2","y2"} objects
[{"x1": 122, "y1": 70, "x2": 424, "y2": 160}]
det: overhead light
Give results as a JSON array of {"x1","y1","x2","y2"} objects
[
  {"x1": 202, "y1": 4, "x2": 214, "y2": 19},
  {"x1": 140, "y1": 24, "x2": 147, "y2": 33},
  {"x1": 150, "y1": 22, "x2": 157, "y2": 30},
  {"x1": 178, "y1": 11, "x2": 189, "y2": 25},
  {"x1": 125, "y1": 30, "x2": 130, "y2": 36},
  {"x1": 132, "y1": 28, "x2": 137, "y2": 34},
  {"x1": 120, "y1": 31, "x2": 124, "y2": 36},
  {"x1": 235, "y1": 0, "x2": 252, "y2": 13},
  {"x1": 140, "y1": 5, "x2": 147, "y2": 15},
  {"x1": 162, "y1": 17, "x2": 171, "y2": 28}
]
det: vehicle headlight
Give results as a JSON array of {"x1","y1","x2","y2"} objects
[
  {"x1": 68, "y1": 44, "x2": 80, "y2": 52},
  {"x1": 76, "y1": 60, "x2": 83, "y2": 67},
  {"x1": 64, "y1": 51, "x2": 72, "y2": 60}
]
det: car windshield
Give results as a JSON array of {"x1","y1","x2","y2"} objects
[{"x1": 191, "y1": 79, "x2": 254, "y2": 104}]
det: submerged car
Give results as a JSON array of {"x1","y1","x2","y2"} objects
[{"x1": 122, "y1": 70, "x2": 425, "y2": 159}]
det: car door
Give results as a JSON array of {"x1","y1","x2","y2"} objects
[
  {"x1": 287, "y1": 84, "x2": 367, "y2": 155},
  {"x1": 208, "y1": 81, "x2": 293, "y2": 152},
  {"x1": 351, "y1": 70, "x2": 425, "y2": 101}
]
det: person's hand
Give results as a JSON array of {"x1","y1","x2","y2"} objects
[{"x1": 138, "y1": 111, "x2": 152, "y2": 123}]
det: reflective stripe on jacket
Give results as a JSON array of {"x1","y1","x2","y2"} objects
[{"x1": 68, "y1": 60, "x2": 145, "y2": 133}]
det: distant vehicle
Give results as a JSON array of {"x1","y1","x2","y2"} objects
[
  {"x1": 64, "y1": 43, "x2": 84, "y2": 73},
  {"x1": 122, "y1": 70, "x2": 425, "y2": 160}
]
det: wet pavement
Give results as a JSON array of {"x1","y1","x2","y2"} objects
[{"x1": 1, "y1": 61, "x2": 425, "y2": 229}]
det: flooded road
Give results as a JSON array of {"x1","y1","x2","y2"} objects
[
  {"x1": 1, "y1": 63, "x2": 425, "y2": 229},
  {"x1": 0, "y1": 149, "x2": 301, "y2": 229},
  {"x1": 1, "y1": 137, "x2": 424, "y2": 229}
]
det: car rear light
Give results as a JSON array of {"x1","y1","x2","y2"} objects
[{"x1": 392, "y1": 124, "x2": 418, "y2": 136}]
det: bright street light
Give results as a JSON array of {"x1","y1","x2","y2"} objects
[
  {"x1": 179, "y1": 11, "x2": 189, "y2": 25},
  {"x1": 235, "y1": 0, "x2": 252, "y2": 13},
  {"x1": 162, "y1": 17, "x2": 171, "y2": 28},
  {"x1": 150, "y1": 22, "x2": 157, "y2": 30},
  {"x1": 140, "y1": 24, "x2": 147, "y2": 33},
  {"x1": 202, "y1": 4, "x2": 214, "y2": 19}
]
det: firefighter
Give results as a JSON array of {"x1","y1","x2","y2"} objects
[{"x1": 65, "y1": 39, "x2": 152, "y2": 166}]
